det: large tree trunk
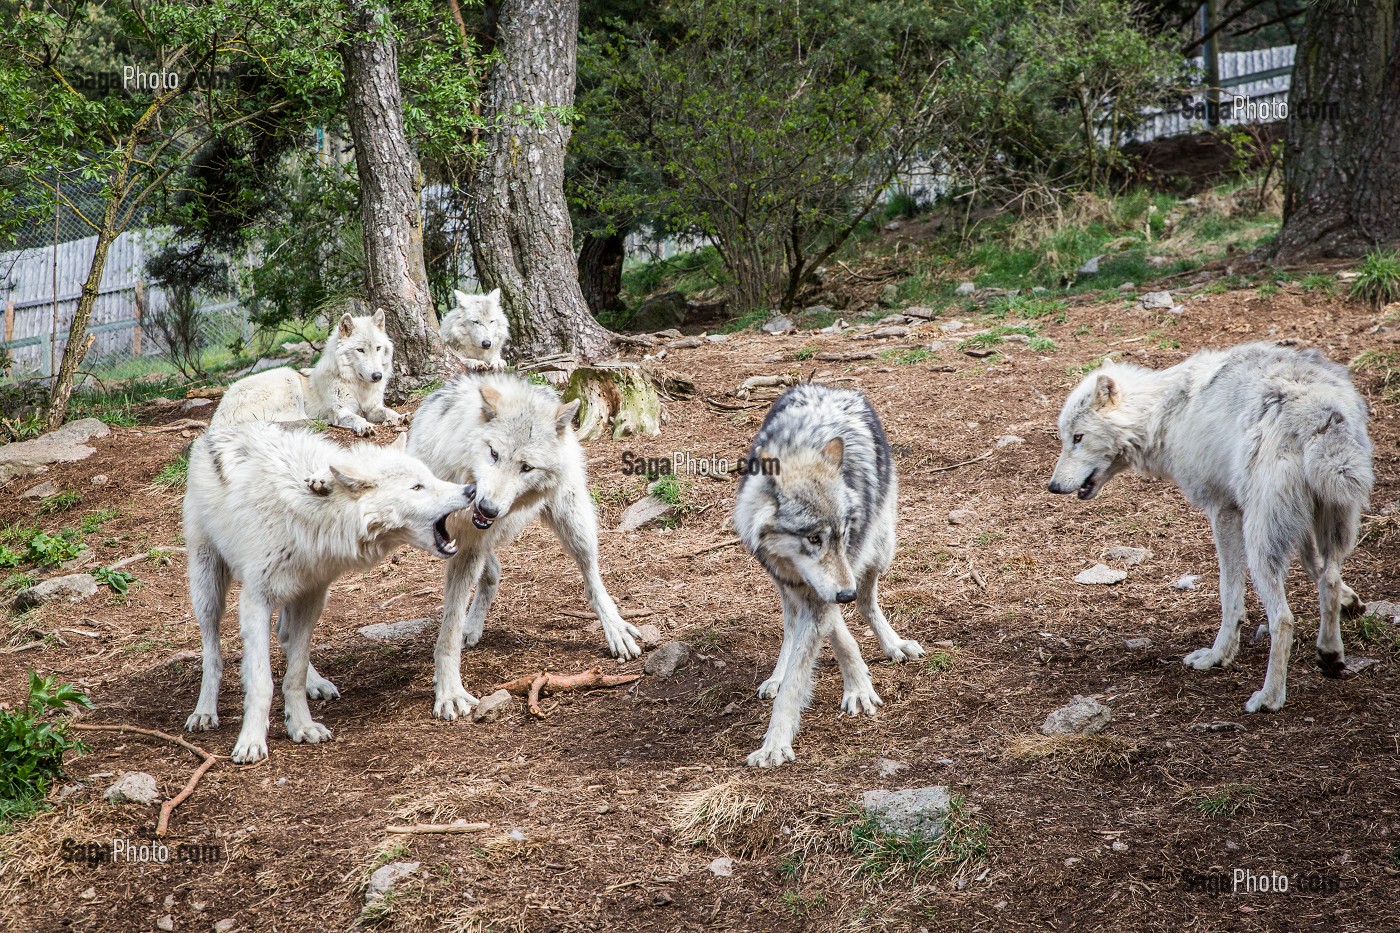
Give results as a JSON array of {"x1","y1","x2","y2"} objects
[
  {"x1": 1273, "y1": 2, "x2": 1396, "y2": 262},
  {"x1": 1352, "y1": 25, "x2": 1400, "y2": 248},
  {"x1": 469, "y1": 0, "x2": 615, "y2": 361},
  {"x1": 342, "y1": 1, "x2": 447, "y2": 381},
  {"x1": 578, "y1": 232, "x2": 625, "y2": 319}
]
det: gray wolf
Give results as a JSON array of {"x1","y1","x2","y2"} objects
[
  {"x1": 440, "y1": 289, "x2": 508, "y2": 369},
  {"x1": 1049, "y1": 342, "x2": 1373, "y2": 713},
  {"x1": 182, "y1": 422, "x2": 474, "y2": 762},
  {"x1": 211, "y1": 310, "x2": 403, "y2": 436},
  {"x1": 733, "y1": 384, "x2": 924, "y2": 767},
  {"x1": 407, "y1": 373, "x2": 642, "y2": 720}
]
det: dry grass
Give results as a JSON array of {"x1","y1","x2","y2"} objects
[
  {"x1": 1002, "y1": 732, "x2": 1140, "y2": 774},
  {"x1": 669, "y1": 781, "x2": 774, "y2": 856}
]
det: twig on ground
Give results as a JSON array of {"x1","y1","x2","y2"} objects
[
  {"x1": 72, "y1": 723, "x2": 216, "y2": 836},
  {"x1": 493, "y1": 666, "x2": 643, "y2": 718},
  {"x1": 385, "y1": 821, "x2": 491, "y2": 835},
  {"x1": 673, "y1": 538, "x2": 742, "y2": 560},
  {"x1": 556, "y1": 608, "x2": 654, "y2": 621},
  {"x1": 141, "y1": 419, "x2": 208, "y2": 435},
  {"x1": 921, "y1": 448, "x2": 994, "y2": 474}
]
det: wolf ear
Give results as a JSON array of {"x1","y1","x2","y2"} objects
[
  {"x1": 555, "y1": 399, "x2": 581, "y2": 435},
  {"x1": 479, "y1": 385, "x2": 504, "y2": 421},
  {"x1": 389, "y1": 433, "x2": 408, "y2": 451},
  {"x1": 330, "y1": 464, "x2": 376, "y2": 494},
  {"x1": 338, "y1": 313, "x2": 355, "y2": 338},
  {"x1": 453, "y1": 289, "x2": 470, "y2": 308},
  {"x1": 1091, "y1": 373, "x2": 1119, "y2": 411},
  {"x1": 819, "y1": 437, "x2": 845, "y2": 472},
  {"x1": 371, "y1": 307, "x2": 386, "y2": 330},
  {"x1": 487, "y1": 287, "x2": 501, "y2": 303}
]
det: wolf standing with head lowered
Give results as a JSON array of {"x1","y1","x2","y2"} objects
[
  {"x1": 183, "y1": 423, "x2": 474, "y2": 762},
  {"x1": 1049, "y1": 342, "x2": 1373, "y2": 713},
  {"x1": 734, "y1": 384, "x2": 925, "y2": 767},
  {"x1": 408, "y1": 374, "x2": 642, "y2": 720}
]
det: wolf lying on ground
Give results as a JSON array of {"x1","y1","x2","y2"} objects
[
  {"x1": 440, "y1": 288, "x2": 508, "y2": 370},
  {"x1": 407, "y1": 373, "x2": 642, "y2": 720},
  {"x1": 182, "y1": 422, "x2": 474, "y2": 762},
  {"x1": 1049, "y1": 342, "x2": 1373, "y2": 713},
  {"x1": 734, "y1": 384, "x2": 925, "y2": 767},
  {"x1": 212, "y1": 310, "x2": 403, "y2": 436}
]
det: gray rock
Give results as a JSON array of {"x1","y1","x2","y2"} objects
[
  {"x1": 1147, "y1": 256, "x2": 1169, "y2": 267},
  {"x1": 1117, "y1": 282, "x2": 1136, "y2": 292},
  {"x1": 859, "y1": 785, "x2": 951, "y2": 838},
  {"x1": 654, "y1": 328, "x2": 683, "y2": 340},
  {"x1": 667, "y1": 336, "x2": 705, "y2": 350},
  {"x1": 90, "y1": 474, "x2": 109, "y2": 486},
  {"x1": 851, "y1": 325, "x2": 909, "y2": 340},
  {"x1": 799, "y1": 303, "x2": 834, "y2": 320},
  {"x1": 1124, "y1": 637, "x2": 1153, "y2": 650},
  {"x1": 879, "y1": 284, "x2": 900, "y2": 306},
  {"x1": 636, "y1": 623, "x2": 664, "y2": 648},
  {"x1": 876, "y1": 314, "x2": 910, "y2": 326},
  {"x1": 1077, "y1": 255, "x2": 1103, "y2": 275},
  {"x1": 0, "y1": 418, "x2": 110, "y2": 485},
  {"x1": 947, "y1": 509, "x2": 976, "y2": 526},
  {"x1": 1104, "y1": 546, "x2": 1151, "y2": 566},
  {"x1": 1040, "y1": 696, "x2": 1112, "y2": 736},
  {"x1": 618, "y1": 494, "x2": 675, "y2": 532},
  {"x1": 105, "y1": 771, "x2": 161, "y2": 806},
  {"x1": 937, "y1": 319, "x2": 966, "y2": 333},
  {"x1": 356, "y1": 617, "x2": 434, "y2": 642},
  {"x1": 14, "y1": 573, "x2": 98, "y2": 610},
  {"x1": 925, "y1": 340, "x2": 947, "y2": 353},
  {"x1": 365, "y1": 861, "x2": 420, "y2": 905},
  {"x1": 1171, "y1": 574, "x2": 1201, "y2": 591},
  {"x1": 954, "y1": 282, "x2": 977, "y2": 296},
  {"x1": 156, "y1": 916, "x2": 174, "y2": 932},
  {"x1": 180, "y1": 398, "x2": 214, "y2": 412},
  {"x1": 22, "y1": 480, "x2": 58, "y2": 499},
  {"x1": 708, "y1": 856, "x2": 735, "y2": 877},
  {"x1": 761, "y1": 315, "x2": 795, "y2": 335},
  {"x1": 1074, "y1": 564, "x2": 1126, "y2": 585},
  {"x1": 1188, "y1": 721, "x2": 1244, "y2": 733},
  {"x1": 873, "y1": 758, "x2": 909, "y2": 778},
  {"x1": 631, "y1": 292, "x2": 689, "y2": 332},
  {"x1": 1345, "y1": 657, "x2": 1379, "y2": 675},
  {"x1": 994, "y1": 434, "x2": 1024, "y2": 449},
  {"x1": 904, "y1": 306, "x2": 936, "y2": 320},
  {"x1": 214, "y1": 920, "x2": 237, "y2": 933},
  {"x1": 644, "y1": 641, "x2": 692, "y2": 677},
  {"x1": 1363, "y1": 600, "x2": 1400, "y2": 623},
  {"x1": 1169, "y1": 304, "x2": 1187, "y2": 316},
  {"x1": 471, "y1": 689, "x2": 514, "y2": 723},
  {"x1": 705, "y1": 333, "x2": 730, "y2": 344},
  {"x1": 1140, "y1": 290, "x2": 1174, "y2": 310}
]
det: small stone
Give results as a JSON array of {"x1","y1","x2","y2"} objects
[
  {"x1": 180, "y1": 398, "x2": 214, "y2": 412},
  {"x1": 859, "y1": 786, "x2": 952, "y2": 838},
  {"x1": 873, "y1": 758, "x2": 908, "y2": 778},
  {"x1": 1104, "y1": 546, "x2": 1151, "y2": 566},
  {"x1": 954, "y1": 282, "x2": 976, "y2": 296},
  {"x1": 761, "y1": 315, "x2": 795, "y2": 335},
  {"x1": 157, "y1": 915, "x2": 174, "y2": 932},
  {"x1": 1140, "y1": 290, "x2": 1174, "y2": 310},
  {"x1": 1124, "y1": 637, "x2": 1153, "y2": 650},
  {"x1": 1362, "y1": 600, "x2": 1400, "y2": 623},
  {"x1": 653, "y1": 891, "x2": 674, "y2": 906},
  {"x1": 365, "y1": 861, "x2": 420, "y2": 905},
  {"x1": 1117, "y1": 283, "x2": 1136, "y2": 292},
  {"x1": 356, "y1": 617, "x2": 433, "y2": 642},
  {"x1": 1074, "y1": 564, "x2": 1126, "y2": 585},
  {"x1": 13, "y1": 573, "x2": 99, "y2": 610},
  {"x1": 105, "y1": 771, "x2": 161, "y2": 806},
  {"x1": 708, "y1": 856, "x2": 734, "y2": 877},
  {"x1": 924, "y1": 340, "x2": 946, "y2": 353},
  {"x1": 471, "y1": 689, "x2": 514, "y2": 723},
  {"x1": 214, "y1": 919, "x2": 236, "y2": 933},
  {"x1": 1112, "y1": 840, "x2": 1129, "y2": 852},
  {"x1": 1344, "y1": 657, "x2": 1380, "y2": 675},
  {"x1": 706, "y1": 333, "x2": 730, "y2": 344},
  {"x1": 164, "y1": 895, "x2": 176, "y2": 909},
  {"x1": 851, "y1": 325, "x2": 909, "y2": 340},
  {"x1": 800, "y1": 304, "x2": 834, "y2": 320},
  {"x1": 1171, "y1": 574, "x2": 1201, "y2": 591},
  {"x1": 1040, "y1": 696, "x2": 1112, "y2": 736},
  {"x1": 937, "y1": 319, "x2": 966, "y2": 333},
  {"x1": 994, "y1": 434, "x2": 1024, "y2": 449},
  {"x1": 79, "y1": 887, "x2": 96, "y2": 900},
  {"x1": 721, "y1": 701, "x2": 741, "y2": 716},
  {"x1": 1147, "y1": 256, "x2": 1169, "y2": 267},
  {"x1": 636, "y1": 623, "x2": 664, "y2": 648},
  {"x1": 667, "y1": 337, "x2": 705, "y2": 350},
  {"x1": 22, "y1": 480, "x2": 58, "y2": 498},
  {"x1": 947, "y1": 509, "x2": 976, "y2": 526},
  {"x1": 90, "y1": 474, "x2": 109, "y2": 486},
  {"x1": 904, "y1": 306, "x2": 936, "y2": 320},
  {"x1": 654, "y1": 328, "x2": 683, "y2": 340},
  {"x1": 644, "y1": 641, "x2": 692, "y2": 677},
  {"x1": 1076, "y1": 255, "x2": 1103, "y2": 275}
]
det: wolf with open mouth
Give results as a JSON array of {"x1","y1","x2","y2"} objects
[{"x1": 408, "y1": 374, "x2": 643, "y2": 721}]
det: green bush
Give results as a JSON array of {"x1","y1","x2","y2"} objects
[{"x1": 0, "y1": 673, "x2": 91, "y2": 828}]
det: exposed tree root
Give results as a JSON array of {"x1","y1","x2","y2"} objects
[
  {"x1": 73, "y1": 723, "x2": 216, "y2": 836},
  {"x1": 493, "y1": 666, "x2": 643, "y2": 718}
]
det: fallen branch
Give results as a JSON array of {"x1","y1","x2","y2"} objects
[
  {"x1": 673, "y1": 538, "x2": 742, "y2": 560},
  {"x1": 142, "y1": 419, "x2": 208, "y2": 435},
  {"x1": 921, "y1": 448, "x2": 994, "y2": 475},
  {"x1": 493, "y1": 666, "x2": 643, "y2": 718},
  {"x1": 556, "y1": 608, "x2": 654, "y2": 621},
  {"x1": 703, "y1": 397, "x2": 768, "y2": 412},
  {"x1": 385, "y1": 821, "x2": 491, "y2": 835},
  {"x1": 72, "y1": 723, "x2": 216, "y2": 836}
]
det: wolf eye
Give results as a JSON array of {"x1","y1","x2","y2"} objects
[
  {"x1": 807, "y1": 534, "x2": 822, "y2": 546},
  {"x1": 1072, "y1": 434, "x2": 1083, "y2": 444},
  {"x1": 489, "y1": 448, "x2": 499, "y2": 462},
  {"x1": 520, "y1": 463, "x2": 533, "y2": 473},
  {"x1": 411, "y1": 483, "x2": 424, "y2": 491},
  {"x1": 357, "y1": 347, "x2": 366, "y2": 353}
]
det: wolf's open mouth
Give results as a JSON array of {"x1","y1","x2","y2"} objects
[
  {"x1": 1077, "y1": 471, "x2": 1100, "y2": 500},
  {"x1": 471, "y1": 503, "x2": 494, "y2": 530},
  {"x1": 432, "y1": 515, "x2": 458, "y2": 556}
]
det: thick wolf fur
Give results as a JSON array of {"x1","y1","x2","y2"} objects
[
  {"x1": 733, "y1": 384, "x2": 924, "y2": 767},
  {"x1": 183, "y1": 422, "x2": 474, "y2": 762},
  {"x1": 441, "y1": 289, "x2": 508, "y2": 369},
  {"x1": 407, "y1": 373, "x2": 642, "y2": 720},
  {"x1": 1049, "y1": 342, "x2": 1373, "y2": 713},
  {"x1": 212, "y1": 310, "x2": 403, "y2": 436}
]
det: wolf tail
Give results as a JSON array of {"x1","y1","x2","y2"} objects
[{"x1": 1302, "y1": 407, "x2": 1374, "y2": 513}]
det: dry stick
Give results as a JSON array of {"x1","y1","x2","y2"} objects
[
  {"x1": 493, "y1": 666, "x2": 644, "y2": 719},
  {"x1": 556, "y1": 608, "x2": 654, "y2": 621},
  {"x1": 141, "y1": 419, "x2": 208, "y2": 434},
  {"x1": 921, "y1": 448, "x2": 994, "y2": 475},
  {"x1": 674, "y1": 538, "x2": 742, "y2": 560},
  {"x1": 385, "y1": 821, "x2": 491, "y2": 835},
  {"x1": 72, "y1": 723, "x2": 216, "y2": 836}
]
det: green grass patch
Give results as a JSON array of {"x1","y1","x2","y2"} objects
[
  {"x1": 154, "y1": 453, "x2": 189, "y2": 489},
  {"x1": 36, "y1": 491, "x2": 82, "y2": 515},
  {"x1": 844, "y1": 795, "x2": 988, "y2": 882},
  {"x1": 1192, "y1": 784, "x2": 1260, "y2": 818},
  {"x1": 1298, "y1": 273, "x2": 1336, "y2": 295},
  {"x1": 881, "y1": 347, "x2": 933, "y2": 365},
  {"x1": 0, "y1": 672, "x2": 91, "y2": 830},
  {"x1": 1349, "y1": 250, "x2": 1400, "y2": 308},
  {"x1": 24, "y1": 530, "x2": 85, "y2": 567},
  {"x1": 79, "y1": 508, "x2": 120, "y2": 534},
  {"x1": 1350, "y1": 349, "x2": 1400, "y2": 402}
]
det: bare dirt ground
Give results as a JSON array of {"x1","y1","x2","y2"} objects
[{"x1": 3, "y1": 279, "x2": 1399, "y2": 933}]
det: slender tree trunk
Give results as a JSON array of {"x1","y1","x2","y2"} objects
[
  {"x1": 578, "y1": 232, "x2": 625, "y2": 318},
  {"x1": 45, "y1": 222, "x2": 115, "y2": 429},
  {"x1": 342, "y1": 1, "x2": 447, "y2": 380},
  {"x1": 1273, "y1": 0, "x2": 1396, "y2": 262},
  {"x1": 469, "y1": 0, "x2": 614, "y2": 361}
]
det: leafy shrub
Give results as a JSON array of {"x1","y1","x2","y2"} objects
[
  {"x1": 0, "y1": 673, "x2": 91, "y2": 827},
  {"x1": 25, "y1": 530, "x2": 85, "y2": 567},
  {"x1": 93, "y1": 567, "x2": 136, "y2": 596}
]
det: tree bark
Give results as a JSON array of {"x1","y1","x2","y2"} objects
[
  {"x1": 1352, "y1": 24, "x2": 1400, "y2": 248},
  {"x1": 1273, "y1": 1, "x2": 1397, "y2": 262},
  {"x1": 469, "y1": 0, "x2": 615, "y2": 361},
  {"x1": 342, "y1": 1, "x2": 447, "y2": 380},
  {"x1": 578, "y1": 232, "x2": 625, "y2": 318}
]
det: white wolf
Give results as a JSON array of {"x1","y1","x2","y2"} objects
[
  {"x1": 440, "y1": 289, "x2": 508, "y2": 369},
  {"x1": 183, "y1": 422, "x2": 474, "y2": 762},
  {"x1": 1049, "y1": 342, "x2": 1373, "y2": 713},
  {"x1": 407, "y1": 373, "x2": 642, "y2": 720},
  {"x1": 734, "y1": 384, "x2": 925, "y2": 767},
  {"x1": 212, "y1": 310, "x2": 403, "y2": 436}
]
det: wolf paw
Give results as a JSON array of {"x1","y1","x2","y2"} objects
[
  {"x1": 1244, "y1": 689, "x2": 1284, "y2": 714},
  {"x1": 883, "y1": 639, "x2": 926, "y2": 662},
  {"x1": 185, "y1": 712, "x2": 218, "y2": 732},
  {"x1": 756, "y1": 677, "x2": 783, "y2": 700},
  {"x1": 433, "y1": 690, "x2": 479, "y2": 721},
  {"x1": 305, "y1": 475, "x2": 332, "y2": 496},
  {"x1": 1183, "y1": 647, "x2": 1226, "y2": 670},
  {"x1": 746, "y1": 743, "x2": 795, "y2": 768},
  {"x1": 840, "y1": 684, "x2": 883, "y2": 717},
  {"x1": 1316, "y1": 650, "x2": 1347, "y2": 678},
  {"x1": 305, "y1": 673, "x2": 341, "y2": 701},
  {"x1": 287, "y1": 720, "x2": 333, "y2": 744},
  {"x1": 603, "y1": 622, "x2": 642, "y2": 661},
  {"x1": 230, "y1": 734, "x2": 269, "y2": 764}
]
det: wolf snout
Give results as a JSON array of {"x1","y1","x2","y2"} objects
[
  {"x1": 1047, "y1": 479, "x2": 1070, "y2": 494},
  {"x1": 481, "y1": 339, "x2": 492, "y2": 349},
  {"x1": 370, "y1": 371, "x2": 384, "y2": 382},
  {"x1": 462, "y1": 483, "x2": 477, "y2": 502},
  {"x1": 835, "y1": 589, "x2": 857, "y2": 603},
  {"x1": 476, "y1": 498, "x2": 500, "y2": 519}
]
